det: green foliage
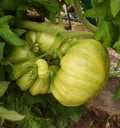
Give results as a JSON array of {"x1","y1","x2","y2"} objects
[
  {"x1": 108, "y1": 70, "x2": 119, "y2": 78},
  {"x1": 0, "y1": 0, "x2": 23, "y2": 11},
  {"x1": 26, "y1": 0, "x2": 63, "y2": 23},
  {"x1": 64, "y1": 0, "x2": 73, "y2": 5},
  {"x1": 0, "y1": 42, "x2": 5, "y2": 60},
  {"x1": 95, "y1": 19, "x2": 117, "y2": 47},
  {"x1": 0, "y1": 0, "x2": 63, "y2": 24},
  {"x1": 0, "y1": 16, "x2": 25, "y2": 46},
  {"x1": 113, "y1": 38, "x2": 120, "y2": 53},
  {"x1": 19, "y1": 106, "x2": 55, "y2": 128},
  {"x1": 110, "y1": 0, "x2": 120, "y2": 17},
  {"x1": 84, "y1": 0, "x2": 120, "y2": 50},
  {"x1": 0, "y1": 85, "x2": 87, "y2": 127},
  {"x1": 84, "y1": 1, "x2": 112, "y2": 19},
  {"x1": 0, "y1": 24, "x2": 25, "y2": 46},
  {"x1": 114, "y1": 84, "x2": 120, "y2": 100},
  {"x1": 0, "y1": 81, "x2": 10, "y2": 97},
  {"x1": 117, "y1": 59, "x2": 120, "y2": 68},
  {"x1": 111, "y1": 60, "x2": 120, "y2": 100},
  {"x1": 0, "y1": 106, "x2": 25, "y2": 121},
  {"x1": 113, "y1": 12, "x2": 120, "y2": 26}
]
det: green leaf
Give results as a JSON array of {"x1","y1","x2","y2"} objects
[
  {"x1": 117, "y1": 59, "x2": 120, "y2": 68},
  {"x1": 28, "y1": 0, "x2": 63, "y2": 23},
  {"x1": 97, "y1": 0, "x2": 104, "y2": 2},
  {"x1": 95, "y1": 19, "x2": 117, "y2": 47},
  {"x1": 113, "y1": 39, "x2": 120, "y2": 53},
  {"x1": 56, "y1": 117, "x2": 68, "y2": 128},
  {"x1": 21, "y1": 117, "x2": 55, "y2": 128},
  {"x1": 45, "y1": 0, "x2": 63, "y2": 23},
  {"x1": 109, "y1": 70, "x2": 119, "y2": 78},
  {"x1": 0, "y1": 81, "x2": 10, "y2": 97},
  {"x1": 0, "y1": 0, "x2": 22, "y2": 11},
  {"x1": 69, "y1": 105, "x2": 87, "y2": 122},
  {"x1": 84, "y1": 1, "x2": 112, "y2": 20},
  {"x1": 64, "y1": 0, "x2": 72, "y2": 5},
  {"x1": 0, "y1": 106, "x2": 25, "y2": 121},
  {"x1": 13, "y1": 29, "x2": 26, "y2": 37},
  {"x1": 84, "y1": 9, "x2": 99, "y2": 18},
  {"x1": 110, "y1": 0, "x2": 120, "y2": 17},
  {"x1": 91, "y1": 0, "x2": 105, "y2": 7},
  {"x1": 0, "y1": 8, "x2": 4, "y2": 16},
  {"x1": 0, "y1": 15, "x2": 13, "y2": 26},
  {"x1": 19, "y1": 107, "x2": 55, "y2": 128},
  {"x1": 0, "y1": 42, "x2": 5, "y2": 60},
  {"x1": 0, "y1": 24, "x2": 25, "y2": 46},
  {"x1": 47, "y1": 102, "x2": 87, "y2": 128},
  {"x1": 22, "y1": 92, "x2": 45, "y2": 106},
  {"x1": 113, "y1": 12, "x2": 120, "y2": 25},
  {"x1": 0, "y1": 65, "x2": 5, "y2": 81},
  {"x1": 114, "y1": 84, "x2": 120, "y2": 100},
  {"x1": 95, "y1": 20, "x2": 105, "y2": 40}
]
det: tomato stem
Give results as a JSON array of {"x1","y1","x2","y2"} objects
[
  {"x1": 61, "y1": 31, "x2": 95, "y2": 40},
  {"x1": 21, "y1": 20, "x2": 66, "y2": 36},
  {"x1": 72, "y1": 0, "x2": 97, "y2": 33},
  {"x1": 22, "y1": 20, "x2": 95, "y2": 39}
]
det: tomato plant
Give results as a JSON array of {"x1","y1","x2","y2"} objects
[{"x1": 0, "y1": 0, "x2": 120, "y2": 127}]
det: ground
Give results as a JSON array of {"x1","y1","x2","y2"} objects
[{"x1": 68, "y1": 109, "x2": 120, "y2": 128}]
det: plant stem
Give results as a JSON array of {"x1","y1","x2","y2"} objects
[
  {"x1": 21, "y1": 20, "x2": 66, "y2": 36},
  {"x1": 62, "y1": 31, "x2": 95, "y2": 40},
  {"x1": 48, "y1": 31, "x2": 95, "y2": 57},
  {"x1": 57, "y1": 10, "x2": 64, "y2": 26},
  {"x1": 72, "y1": 0, "x2": 97, "y2": 33},
  {"x1": 21, "y1": 20, "x2": 95, "y2": 39}
]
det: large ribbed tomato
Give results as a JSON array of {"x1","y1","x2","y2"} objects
[{"x1": 51, "y1": 39, "x2": 110, "y2": 106}]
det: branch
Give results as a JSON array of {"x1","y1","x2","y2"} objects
[{"x1": 72, "y1": 0, "x2": 97, "y2": 33}]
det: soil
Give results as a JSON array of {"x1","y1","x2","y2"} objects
[{"x1": 68, "y1": 110, "x2": 120, "y2": 128}]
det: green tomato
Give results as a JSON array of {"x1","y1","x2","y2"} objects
[
  {"x1": 48, "y1": 65, "x2": 60, "y2": 93},
  {"x1": 16, "y1": 68, "x2": 37, "y2": 91},
  {"x1": 25, "y1": 31, "x2": 36, "y2": 45},
  {"x1": 59, "y1": 39, "x2": 77, "y2": 56},
  {"x1": 25, "y1": 31, "x2": 56, "y2": 53},
  {"x1": 29, "y1": 65, "x2": 59, "y2": 95},
  {"x1": 25, "y1": 31, "x2": 40, "y2": 53},
  {"x1": 13, "y1": 61, "x2": 35, "y2": 79},
  {"x1": 7, "y1": 46, "x2": 36, "y2": 64},
  {"x1": 29, "y1": 76, "x2": 50, "y2": 95},
  {"x1": 37, "y1": 32, "x2": 55, "y2": 52},
  {"x1": 25, "y1": 31, "x2": 63, "y2": 56},
  {"x1": 51, "y1": 39, "x2": 110, "y2": 106},
  {"x1": 35, "y1": 59, "x2": 50, "y2": 78}
]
